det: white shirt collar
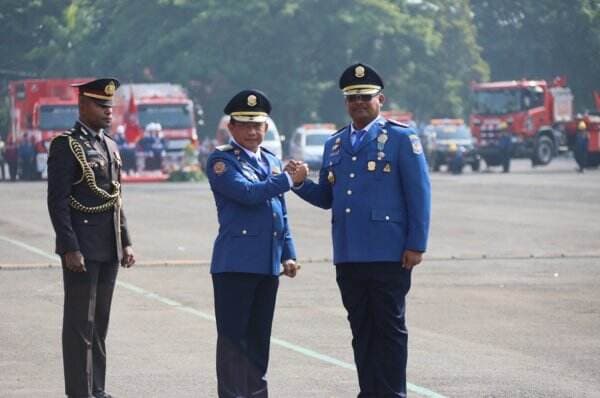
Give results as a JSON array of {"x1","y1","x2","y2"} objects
[
  {"x1": 350, "y1": 115, "x2": 384, "y2": 134},
  {"x1": 231, "y1": 138, "x2": 262, "y2": 161}
]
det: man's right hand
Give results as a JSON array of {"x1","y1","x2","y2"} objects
[
  {"x1": 285, "y1": 160, "x2": 309, "y2": 185},
  {"x1": 64, "y1": 251, "x2": 86, "y2": 272}
]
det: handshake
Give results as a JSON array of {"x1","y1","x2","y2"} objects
[{"x1": 284, "y1": 160, "x2": 309, "y2": 186}]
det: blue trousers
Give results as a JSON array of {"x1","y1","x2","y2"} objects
[
  {"x1": 212, "y1": 272, "x2": 279, "y2": 398},
  {"x1": 336, "y1": 262, "x2": 412, "y2": 398}
]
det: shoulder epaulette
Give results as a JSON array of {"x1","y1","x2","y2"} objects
[
  {"x1": 49, "y1": 130, "x2": 73, "y2": 147},
  {"x1": 259, "y1": 145, "x2": 275, "y2": 156},
  {"x1": 331, "y1": 126, "x2": 346, "y2": 136},
  {"x1": 387, "y1": 119, "x2": 409, "y2": 128},
  {"x1": 53, "y1": 130, "x2": 73, "y2": 140},
  {"x1": 216, "y1": 144, "x2": 233, "y2": 151}
]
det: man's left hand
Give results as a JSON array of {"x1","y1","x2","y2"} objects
[
  {"x1": 121, "y1": 246, "x2": 135, "y2": 268},
  {"x1": 402, "y1": 250, "x2": 423, "y2": 270},
  {"x1": 281, "y1": 259, "x2": 301, "y2": 278}
]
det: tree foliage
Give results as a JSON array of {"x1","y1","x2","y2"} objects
[
  {"x1": 1, "y1": 0, "x2": 598, "y2": 136},
  {"x1": 471, "y1": 0, "x2": 600, "y2": 111}
]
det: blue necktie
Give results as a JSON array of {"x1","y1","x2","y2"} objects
[
  {"x1": 353, "y1": 130, "x2": 366, "y2": 151},
  {"x1": 257, "y1": 156, "x2": 269, "y2": 176},
  {"x1": 249, "y1": 155, "x2": 267, "y2": 177}
]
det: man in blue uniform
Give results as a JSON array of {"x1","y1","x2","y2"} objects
[
  {"x1": 288, "y1": 63, "x2": 431, "y2": 397},
  {"x1": 206, "y1": 89, "x2": 304, "y2": 398},
  {"x1": 47, "y1": 78, "x2": 135, "y2": 398}
]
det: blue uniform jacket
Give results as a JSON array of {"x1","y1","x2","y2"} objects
[
  {"x1": 207, "y1": 142, "x2": 296, "y2": 276},
  {"x1": 294, "y1": 118, "x2": 431, "y2": 264}
]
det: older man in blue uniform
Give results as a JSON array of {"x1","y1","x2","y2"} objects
[
  {"x1": 206, "y1": 89, "x2": 303, "y2": 398},
  {"x1": 289, "y1": 63, "x2": 431, "y2": 397}
]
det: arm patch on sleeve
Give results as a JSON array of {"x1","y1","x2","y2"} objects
[
  {"x1": 409, "y1": 134, "x2": 423, "y2": 154},
  {"x1": 213, "y1": 161, "x2": 227, "y2": 175}
]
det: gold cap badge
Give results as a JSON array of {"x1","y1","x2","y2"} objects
[
  {"x1": 355, "y1": 65, "x2": 365, "y2": 78},
  {"x1": 247, "y1": 95, "x2": 257, "y2": 107},
  {"x1": 104, "y1": 81, "x2": 116, "y2": 96}
]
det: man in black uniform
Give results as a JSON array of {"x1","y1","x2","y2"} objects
[{"x1": 47, "y1": 78, "x2": 135, "y2": 398}]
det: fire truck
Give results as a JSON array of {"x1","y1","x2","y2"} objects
[
  {"x1": 111, "y1": 83, "x2": 198, "y2": 154},
  {"x1": 8, "y1": 78, "x2": 89, "y2": 179},
  {"x1": 470, "y1": 77, "x2": 575, "y2": 169},
  {"x1": 565, "y1": 94, "x2": 600, "y2": 168}
]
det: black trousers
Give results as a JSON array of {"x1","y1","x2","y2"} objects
[
  {"x1": 62, "y1": 259, "x2": 119, "y2": 398},
  {"x1": 212, "y1": 272, "x2": 279, "y2": 398},
  {"x1": 336, "y1": 262, "x2": 412, "y2": 398},
  {"x1": 7, "y1": 159, "x2": 18, "y2": 181}
]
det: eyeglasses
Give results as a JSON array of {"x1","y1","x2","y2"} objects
[{"x1": 346, "y1": 93, "x2": 379, "y2": 103}]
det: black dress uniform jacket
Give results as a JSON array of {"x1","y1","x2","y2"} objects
[{"x1": 47, "y1": 122, "x2": 131, "y2": 262}]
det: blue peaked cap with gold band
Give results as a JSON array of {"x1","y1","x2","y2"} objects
[
  {"x1": 71, "y1": 78, "x2": 120, "y2": 106},
  {"x1": 339, "y1": 63, "x2": 384, "y2": 96},
  {"x1": 224, "y1": 89, "x2": 271, "y2": 123}
]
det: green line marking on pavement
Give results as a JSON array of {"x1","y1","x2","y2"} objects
[{"x1": 2, "y1": 236, "x2": 447, "y2": 398}]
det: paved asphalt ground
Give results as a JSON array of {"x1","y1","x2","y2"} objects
[{"x1": 1, "y1": 157, "x2": 599, "y2": 397}]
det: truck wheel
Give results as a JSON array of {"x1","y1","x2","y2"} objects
[
  {"x1": 471, "y1": 159, "x2": 481, "y2": 172},
  {"x1": 533, "y1": 136, "x2": 554, "y2": 166}
]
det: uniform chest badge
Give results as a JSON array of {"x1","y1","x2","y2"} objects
[
  {"x1": 213, "y1": 161, "x2": 227, "y2": 175},
  {"x1": 113, "y1": 152, "x2": 122, "y2": 167},
  {"x1": 409, "y1": 134, "x2": 423, "y2": 155},
  {"x1": 383, "y1": 163, "x2": 392, "y2": 173},
  {"x1": 271, "y1": 166, "x2": 281, "y2": 175},
  {"x1": 367, "y1": 160, "x2": 376, "y2": 171}
]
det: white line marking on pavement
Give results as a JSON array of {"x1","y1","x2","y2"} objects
[
  {"x1": 2, "y1": 236, "x2": 447, "y2": 398},
  {"x1": 0, "y1": 235, "x2": 59, "y2": 262}
]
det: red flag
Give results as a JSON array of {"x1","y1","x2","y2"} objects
[
  {"x1": 552, "y1": 76, "x2": 567, "y2": 88},
  {"x1": 594, "y1": 91, "x2": 600, "y2": 112},
  {"x1": 124, "y1": 88, "x2": 142, "y2": 143}
]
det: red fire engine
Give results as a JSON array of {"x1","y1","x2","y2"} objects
[
  {"x1": 565, "y1": 92, "x2": 600, "y2": 168},
  {"x1": 470, "y1": 77, "x2": 577, "y2": 169},
  {"x1": 111, "y1": 83, "x2": 198, "y2": 154},
  {"x1": 8, "y1": 78, "x2": 90, "y2": 179}
]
